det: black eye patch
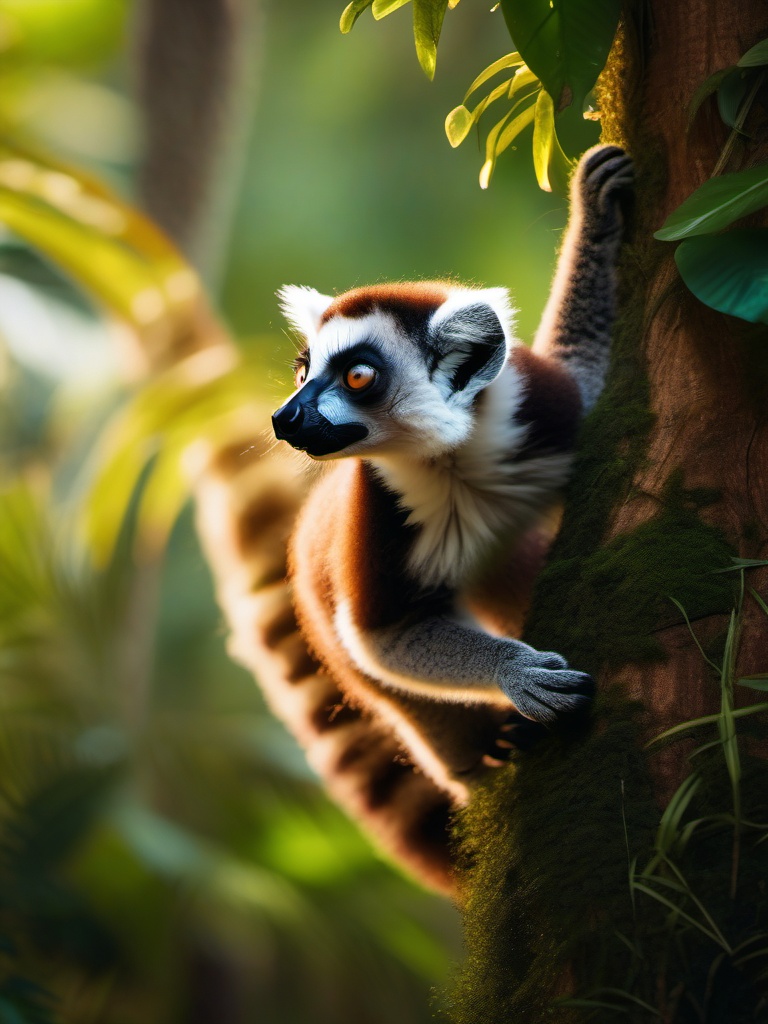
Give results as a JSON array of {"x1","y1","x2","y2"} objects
[{"x1": 326, "y1": 343, "x2": 389, "y2": 402}]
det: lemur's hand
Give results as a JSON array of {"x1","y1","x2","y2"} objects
[
  {"x1": 494, "y1": 640, "x2": 594, "y2": 723},
  {"x1": 575, "y1": 144, "x2": 635, "y2": 236}
]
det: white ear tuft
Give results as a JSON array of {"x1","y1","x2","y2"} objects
[
  {"x1": 428, "y1": 287, "x2": 518, "y2": 403},
  {"x1": 277, "y1": 285, "x2": 334, "y2": 338},
  {"x1": 430, "y1": 287, "x2": 517, "y2": 347}
]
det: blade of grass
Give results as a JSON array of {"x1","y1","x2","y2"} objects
[
  {"x1": 668, "y1": 596, "x2": 720, "y2": 672},
  {"x1": 631, "y1": 882, "x2": 730, "y2": 952}
]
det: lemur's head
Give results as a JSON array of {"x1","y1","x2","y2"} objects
[{"x1": 272, "y1": 282, "x2": 515, "y2": 460}]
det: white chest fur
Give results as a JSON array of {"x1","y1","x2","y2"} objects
[{"x1": 371, "y1": 364, "x2": 573, "y2": 589}]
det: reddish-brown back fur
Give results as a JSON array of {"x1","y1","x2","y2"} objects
[{"x1": 510, "y1": 346, "x2": 583, "y2": 455}]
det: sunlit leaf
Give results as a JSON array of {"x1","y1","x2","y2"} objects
[
  {"x1": 675, "y1": 230, "x2": 768, "y2": 325},
  {"x1": 738, "y1": 38, "x2": 768, "y2": 68},
  {"x1": 500, "y1": 0, "x2": 621, "y2": 111},
  {"x1": 532, "y1": 89, "x2": 573, "y2": 193},
  {"x1": 81, "y1": 349, "x2": 262, "y2": 565},
  {"x1": 0, "y1": 0, "x2": 128, "y2": 68},
  {"x1": 495, "y1": 99, "x2": 536, "y2": 155},
  {"x1": 655, "y1": 164, "x2": 768, "y2": 240},
  {"x1": 339, "y1": 0, "x2": 374, "y2": 32},
  {"x1": 372, "y1": 0, "x2": 410, "y2": 16},
  {"x1": 508, "y1": 65, "x2": 539, "y2": 98},
  {"x1": 0, "y1": 141, "x2": 201, "y2": 338},
  {"x1": 412, "y1": 0, "x2": 448, "y2": 79},
  {"x1": 463, "y1": 51, "x2": 523, "y2": 102},
  {"x1": 471, "y1": 78, "x2": 519, "y2": 120},
  {"x1": 445, "y1": 105, "x2": 473, "y2": 147},
  {"x1": 479, "y1": 99, "x2": 536, "y2": 189},
  {"x1": 446, "y1": 74, "x2": 536, "y2": 151}
]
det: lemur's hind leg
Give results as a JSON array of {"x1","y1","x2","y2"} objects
[{"x1": 533, "y1": 145, "x2": 633, "y2": 411}]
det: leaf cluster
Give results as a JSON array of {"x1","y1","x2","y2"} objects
[
  {"x1": 339, "y1": 0, "x2": 623, "y2": 191},
  {"x1": 655, "y1": 39, "x2": 768, "y2": 325}
]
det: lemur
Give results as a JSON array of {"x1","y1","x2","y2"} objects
[{"x1": 266, "y1": 145, "x2": 632, "y2": 893}]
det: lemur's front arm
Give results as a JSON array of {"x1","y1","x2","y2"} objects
[
  {"x1": 534, "y1": 146, "x2": 633, "y2": 409},
  {"x1": 336, "y1": 607, "x2": 591, "y2": 720},
  {"x1": 269, "y1": 145, "x2": 633, "y2": 888}
]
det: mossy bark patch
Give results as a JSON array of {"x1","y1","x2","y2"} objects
[
  {"x1": 448, "y1": 695, "x2": 658, "y2": 1024},
  {"x1": 526, "y1": 471, "x2": 736, "y2": 674}
]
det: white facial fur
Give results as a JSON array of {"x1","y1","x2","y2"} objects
[{"x1": 277, "y1": 284, "x2": 518, "y2": 461}]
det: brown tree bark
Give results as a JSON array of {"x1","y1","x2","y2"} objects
[
  {"x1": 604, "y1": 0, "x2": 768, "y2": 772},
  {"x1": 452, "y1": 4, "x2": 768, "y2": 1021}
]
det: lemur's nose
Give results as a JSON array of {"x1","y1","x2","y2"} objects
[{"x1": 272, "y1": 402, "x2": 304, "y2": 438}]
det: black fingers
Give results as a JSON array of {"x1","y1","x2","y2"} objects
[
  {"x1": 578, "y1": 145, "x2": 635, "y2": 231},
  {"x1": 484, "y1": 711, "x2": 548, "y2": 762}
]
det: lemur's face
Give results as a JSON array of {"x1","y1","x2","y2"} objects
[{"x1": 272, "y1": 283, "x2": 515, "y2": 461}]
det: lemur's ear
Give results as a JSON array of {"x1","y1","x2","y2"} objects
[
  {"x1": 278, "y1": 285, "x2": 334, "y2": 339},
  {"x1": 430, "y1": 288, "x2": 515, "y2": 402}
]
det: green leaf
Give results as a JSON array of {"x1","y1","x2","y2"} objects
[
  {"x1": 445, "y1": 105, "x2": 473, "y2": 147},
  {"x1": 655, "y1": 164, "x2": 768, "y2": 240},
  {"x1": 738, "y1": 38, "x2": 768, "y2": 68},
  {"x1": 412, "y1": 0, "x2": 448, "y2": 79},
  {"x1": 717, "y1": 70, "x2": 749, "y2": 128},
  {"x1": 631, "y1": 882, "x2": 730, "y2": 951},
  {"x1": 500, "y1": 0, "x2": 621, "y2": 111},
  {"x1": 649, "y1": 702, "x2": 768, "y2": 745},
  {"x1": 738, "y1": 675, "x2": 768, "y2": 691},
  {"x1": 496, "y1": 99, "x2": 537, "y2": 154},
  {"x1": 463, "y1": 51, "x2": 523, "y2": 102},
  {"x1": 532, "y1": 89, "x2": 573, "y2": 193},
  {"x1": 478, "y1": 99, "x2": 536, "y2": 189},
  {"x1": 655, "y1": 774, "x2": 701, "y2": 855},
  {"x1": 0, "y1": 997, "x2": 30, "y2": 1024},
  {"x1": 688, "y1": 67, "x2": 735, "y2": 125},
  {"x1": 675, "y1": 230, "x2": 768, "y2": 325},
  {"x1": 372, "y1": 0, "x2": 410, "y2": 17},
  {"x1": 340, "y1": 0, "x2": 374, "y2": 32},
  {"x1": 479, "y1": 107, "x2": 518, "y2": 189}
]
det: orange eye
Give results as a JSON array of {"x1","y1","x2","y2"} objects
[
  {"x1": 344, "y1": 364, "x2": 376, "y2": 391},
  {"x1": 294, "y1": 365, "x2": 307, "y2": 388}
]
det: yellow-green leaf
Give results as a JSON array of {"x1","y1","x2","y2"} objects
[
  {"x1": 0, "y1": 141, "x2": 200, "y2": 329},
  {"x1": 532, "y1": 90, "x2": 573, "y2": 194},
  {"x1": 412, "y1": 0, "x2": 448, "y2": 80},
  {"x1": 340, "y1": 0, "x2": 374, "y2": 32},
  {"x1": 372, "y1": 0, "x2": 410, "y2": 17},
  {"x1": 495, "y1": 99, "x2": 537, "y2": 155},
  {"x1": 463, "y1": 51, "x2": 524, "y2": 102},
  {"x1": 445, "y1": 105, "x2": 473, "y2": 148}
]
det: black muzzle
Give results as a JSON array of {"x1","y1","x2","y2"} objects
[{"x1": 272, "y1": 381, "x2": 368, "y2": 457}]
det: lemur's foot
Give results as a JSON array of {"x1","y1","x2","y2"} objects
[
  {"x1": 576, "y1": 144, "x2": 635, "y2": 231},
  {"x1": 482, "y1": 711, "x2": 548, "y2": 765},
  {"x1": 495, "y1": 642, "x2": 595, "y2": 723}
]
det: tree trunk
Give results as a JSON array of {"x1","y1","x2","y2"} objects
[
  {"x1": 451, "y1": 2, "x2": 768, "y2": 1020},
  {"x1": 603, "y1": 0, "x2": 768, "y2": 773}
]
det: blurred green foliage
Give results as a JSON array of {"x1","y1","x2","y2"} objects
[{"x1": 0, "y1": 0, "x2": 566, "y2": 1020}]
